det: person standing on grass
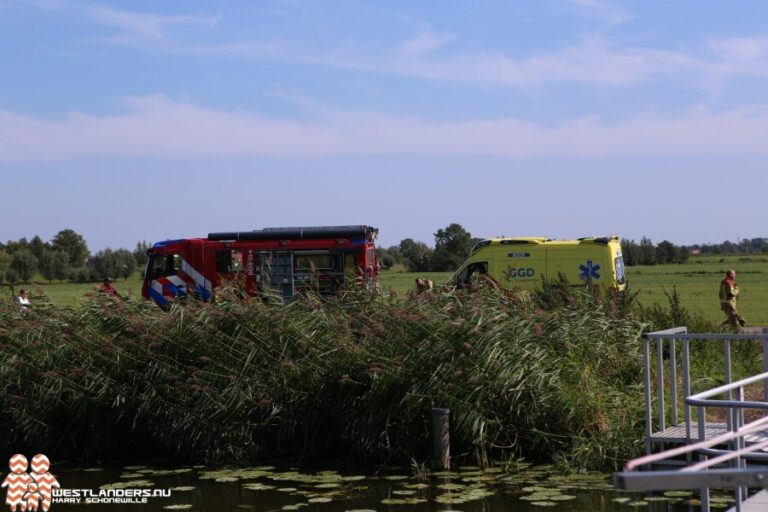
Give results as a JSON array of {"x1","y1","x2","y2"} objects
[
  {"x1": 720, "y1": 269, "x2": 746, "y2": 327},
  {"x1": 100, "y1": 277, "x2": 120, "y2": 297},
  {"x1": 16, "y1": 289, "x2": 31, "y2": 315}
]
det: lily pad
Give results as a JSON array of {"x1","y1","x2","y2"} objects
[
  {"x1": 522, "y1": 486, "x2": 550, "y2": 493},
  {"x1": 521, "y1": 494, "x2": 556, "y2": 501},
  {"x1": 403, "y1": 483, "x2": 429, "y2": 490},
  {"x1": 308, "y1": 497, "x2": 334, "y2": 504},
  {"x1": 433, "y1": 494, "x2": 467, "y2": 505},
  {"x1": 663, "y1": 491, "x2": 693, "y2": 497},
  {"x1": 242, "y1": 483, "x2": 276, "y2": 491},
  {"x1": 100, "y1": 480, "x2": 154, "y2": 490},
  {"x1": 436, "y1": 483, "x2": 464, "y2": 491},
  {"x1": 381, "y1": 498, "x2": 426, "y2": 505},
  {"x1": 549, "y1": 495, "x2": 577, "y2": 501},
  {"x1": 145, "y1": 468, "x2": 194, "y2": 476}
]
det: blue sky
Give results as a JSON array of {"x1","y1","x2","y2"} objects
[{"x1": 2, "y1": 0, "x2": 768, "y2": 250}]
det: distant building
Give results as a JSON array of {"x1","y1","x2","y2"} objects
[{"x1": 689, "y1": 249, "x2": 701, "y2": 256}]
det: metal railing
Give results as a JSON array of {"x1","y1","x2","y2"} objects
[
  {"x1": 616, "y1": 327, "x2": 768, "y2": 512},
  {"x1": 643, "y1": 327, "x2": 768, "y2": 453}
]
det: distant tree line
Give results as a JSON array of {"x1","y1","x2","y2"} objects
[
  {"x1": 620, "y1": 238, "x2": 690, "y2": 266},
  {"x1": 621, "y1": 237, "x2": 768, "y2": 266},
  {"x1": 0, "y1": 229, "x2": 150, "y2": 285},
  {"x1": 377, "y1": 223, "x2": 479, "y2": 272},
  {"x1": 688, "y1": 238, "x2": 768, "y2": 255}
]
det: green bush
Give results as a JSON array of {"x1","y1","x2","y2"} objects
[{"x1": 67, "y1": 266, "x2": 93, "y2": 283}]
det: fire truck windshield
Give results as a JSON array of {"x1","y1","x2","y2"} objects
[{"x1": 149, "y1": 254, "x2": 182, "y2": 279}]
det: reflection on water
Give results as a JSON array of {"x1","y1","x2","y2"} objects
[{"x1": 49, "y1": 463, "x2": 730, "y2": 511}]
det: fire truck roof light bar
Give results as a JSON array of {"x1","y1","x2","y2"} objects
[{"x1": 208, "y1": 225, "x2": 378, "y2": 242}]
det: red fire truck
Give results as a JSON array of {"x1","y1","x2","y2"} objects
[{"x1": 141, "y1": 225, "x2": 380, "y2": 308}]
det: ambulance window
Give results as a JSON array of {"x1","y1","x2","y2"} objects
[
  {"x1": 615, "y1": 255, "x2": 626, "y2": 285},
  {"x1": 216, "y1": 250, "x2": 244, "y2": 273},
  {"x1": 458, "y1": 262, "x2": 488, "y2": 285}
]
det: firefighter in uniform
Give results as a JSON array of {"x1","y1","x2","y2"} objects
[{"x1": 720, "y1": 269, "x2": 746, "y2": 327}]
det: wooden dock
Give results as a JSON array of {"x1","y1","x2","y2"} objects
[
  {"x1": 652, "y1": 422, "x2": 768, "y2": 446},
  {"x1": 728, "y1": 490, "x2": 768, "y2": 512}
]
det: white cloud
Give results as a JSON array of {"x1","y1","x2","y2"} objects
[
  {"x1": 24, "y1": 0, "x2": 219, "y2": 45},
  {"x1": 710, "y1": 37, "x2": 768, "y2": 61},
  {"x1": 328, "y1": 37, "x2": 699, "y2": 88},
  {"x1": 18, "y1": 0, "x2": 768, "y2": 92},
  {"x1": 699, "y1": 37, "x2": 768, "y2": 91},
  {"x1": 2, "y1": 96, "x2": 768, "y2": 161},
  {"x1": 88, "y1": 5, "x2": 219, "y2": 43},
  {"x1": 398, "y1": 31, "x2": 454, "y2": 56}
]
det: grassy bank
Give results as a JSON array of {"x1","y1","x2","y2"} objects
[
  {"x1": 1, "y1": 284, "x2": 655, "y2": 471},
  {"x1": 9, "y1": 255, "x2": 767, "y2": 326}
]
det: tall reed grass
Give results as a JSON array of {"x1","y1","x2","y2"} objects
[{"x1": 1, "y1": 284, "x2": 653, "y2": 470}]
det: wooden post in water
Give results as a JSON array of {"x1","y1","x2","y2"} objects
[{"x1": 432, "y1": 408, "x2": 450, "y2": 470}]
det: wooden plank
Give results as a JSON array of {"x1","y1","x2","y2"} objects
[
  {"x1": 651, "y1": 422, "x2": 768, "y2": 446},
  {"x1": 727, "y1": 490, "x2": 768, "y2": 512}
]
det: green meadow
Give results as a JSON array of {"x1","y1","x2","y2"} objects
[
  {"x1": 382, "y1": 255, "x2": 768, "y2": 326},
  {"x1": 11, "y1": 255, "x2": 767, "y2": 326},
  {"x1": 628, "y1": 255, "x2": 768, "y2": 326}
]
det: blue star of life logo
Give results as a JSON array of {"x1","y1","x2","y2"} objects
[{"x1": 578, "y1": 260, "x2": 601, "y2": 280}]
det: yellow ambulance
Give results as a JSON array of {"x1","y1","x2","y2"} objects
[{"x1": 452, "y1": 236, "x2": 627, "y2": 292}]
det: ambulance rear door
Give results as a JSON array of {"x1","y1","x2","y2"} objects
[{"x1": 546, "y1": 243, "x2": 609, "y2": 286}]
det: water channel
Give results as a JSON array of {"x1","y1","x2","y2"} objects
[{"x1": 46, "y1": 463, "x2": 733, "y2": 511}]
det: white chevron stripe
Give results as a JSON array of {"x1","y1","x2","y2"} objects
[
  {"x1": 182, "y1": 259, "x2": 211, "y2": 292},
  {"x1": 166, "y1": 275, "x2": 189, "y2": 288}
]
